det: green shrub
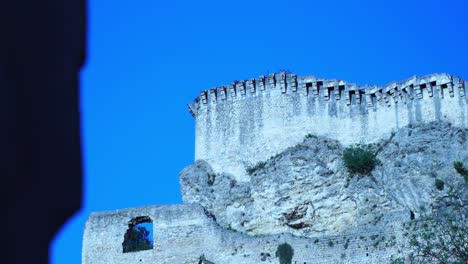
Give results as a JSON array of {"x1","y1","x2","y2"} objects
[
  {"x1": 328, "y1": 241, "x2": 334, "y2": 247},
  {"x1": 401, "y1": 187, "x2": 467, "y2": 263},
  {"x1": 390, "y1": 256, "x2": 406, "y2": 264},
  {"x1": 305, "y1": 133, "x2": 317, "y2": 139},
  {"x1": 453, "y1": 161, "x2": 468, "y2": 179},
  {"x1": 453, "y1": 160, "x2": 464, "y2": 173},
  {"x1": 435, "y1": 178, "x2": 444, "y2": 191},
  {"x1": 342, "y1": 144, "x2": 378, "y2": 174},
  {"x1": 275, "y1": 243, "x2": 294, "y2": 264},
  {"x1": 246, "y1": 161, "x2": 267, "y2": 175}
]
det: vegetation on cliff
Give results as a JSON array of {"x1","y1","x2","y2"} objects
[
  {"x1": 180, "y1": 121, "x2": 467, "y2": 240},
  {"x1": 393, "y1": 184, "x2": 467, "y2": 264},
  {"x1": 342, "y1": 144, "x2": 378, "y2": 174},
  {"x1": 275, "y1": 243, "x2": 294, "y2": 264}
]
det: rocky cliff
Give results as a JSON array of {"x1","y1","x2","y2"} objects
[{"x1": 180, "y1": 121, "x2": 467, "y2": 238}]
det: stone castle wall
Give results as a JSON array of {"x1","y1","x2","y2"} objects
[
  {"x1": 189, "y1": 73, "x2": 468, "y2": 181},
  {"x1": 82, "y1": 73, "x2": 468, "y2": 264},
  {"x1": 82, "y1": 203, "x2": 413, "y2": 264}
]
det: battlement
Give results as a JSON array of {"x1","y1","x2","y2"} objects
[
  {"x1": 189, "y1": 73, "x2": 464, "y2": 117},
  {"x1": 83, "y1": 72, "x2": 468, "y2": 264},
  {"x1": 189, "y1": 73, "x2": 467, "y2": 181}
]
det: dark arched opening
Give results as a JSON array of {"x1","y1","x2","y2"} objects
[{"x1": 122, "y1": 216, "x2": 154, "y2": 253}]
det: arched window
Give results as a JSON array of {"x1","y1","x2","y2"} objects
[{"x1": 122, "y1": 216, "x2": 153, "y2": 253}]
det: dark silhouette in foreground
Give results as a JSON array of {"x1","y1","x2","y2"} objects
[{"x1": 2, "y1": 0, "x2": 86, "y2": 263}]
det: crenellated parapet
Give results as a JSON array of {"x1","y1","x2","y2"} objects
[
  {"x1": 190, "y1": 72, "x2": 467, "y2": 181},
  {"x1": 188, "y1": 72, "x2": 464, "y2": 117}
]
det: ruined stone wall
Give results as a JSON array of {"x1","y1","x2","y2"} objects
[
  {"x1": 189, "y1": 73, "x2": 467, "y2": 181},
  {"x1": 82, "y1": 204, "x2": 413, "y2": 264}
]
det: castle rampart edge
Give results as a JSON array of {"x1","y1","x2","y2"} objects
[
  {"x1": 190, "y1": 73, "x2": 467, "y2": 181},
  {"x1": 189, "y1": 73, "x2": 463, "y2": 117}
]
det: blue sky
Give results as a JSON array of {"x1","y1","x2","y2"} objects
[{"x1": 51, "y1": 0, "x2": 468, "y2": 263}]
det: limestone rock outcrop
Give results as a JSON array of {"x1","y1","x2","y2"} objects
[{"x1": 180, "y1": 121, "x2": 468, "y2": 238}]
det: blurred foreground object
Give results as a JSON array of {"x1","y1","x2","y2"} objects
[{"x1": 1, "y1": 0, "x2": 86, "y2": 263}]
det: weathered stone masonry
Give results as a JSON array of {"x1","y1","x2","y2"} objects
[
  {"x1": 189, "y1": 73, "x2": 467, "y2": 181},
  {"x1": 82, "y1": 73, "x2": 467, "y2": 264},
  {"x1": 83, "y1": 204, "x2": 412, "y2": 264}
]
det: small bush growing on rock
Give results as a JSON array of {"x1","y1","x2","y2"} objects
[
  {"x1": 275, "y1": 243, "x2": 294, "y2": 264},
  {"x1": 453, "y1": 161, "x2": 468, "y2": 180},
  {"x1": 453, "y1": 160, "x2": 463, "y2": 171},
  {"x1": 389, "y1": 256, "x2": 405, "y2": 264},
  {"x1": 435, "y1": 178, "x2": 444, "y2": 190},
  {"x1": 305, "y1": 133, "x2": 317, "y2": 139},
  {"x1": 399, "y1": 187, "x2": 468, "y2": 264},
  {"x1": 246, "y1": 161, "x2": 267, "y2": 175},
  {"x1": 342, "y1": 144, "x2": 378, "y2": 174}
]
